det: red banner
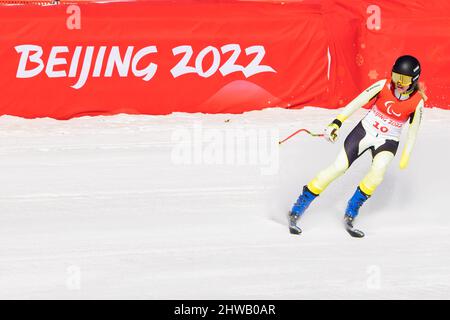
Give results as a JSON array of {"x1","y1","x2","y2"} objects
[
  {"x1": 0, "y1": 1, "x2": 330, "y2": 119},
  {"x1": 324, "y1": 0, "x2": 450, "y2": 109},
  {"x1": 0, "y1": 0, "x2": 449, "y2": 120}
]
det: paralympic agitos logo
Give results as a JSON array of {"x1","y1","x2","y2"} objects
[{"x1": 15, "y1": 44, "x2": 276, "y2": 89}]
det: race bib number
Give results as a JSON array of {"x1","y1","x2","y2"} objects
[{"x1": 363, "y1": 107, "x2": 405, "y2": 138}]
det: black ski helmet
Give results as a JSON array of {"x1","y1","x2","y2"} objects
[{"x1": 391, "y1": 55, "x2": 421, "y2": 93}]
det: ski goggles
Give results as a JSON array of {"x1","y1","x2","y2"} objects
[{"x1": 391, "y1": 72, "x2": 413, "y2": 87}]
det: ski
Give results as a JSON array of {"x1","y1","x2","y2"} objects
[
  {"x1": 344, "y1": 216, "x2": 365, "y2": 238},
  {"x1": 345, "y1": 226, "x2": 365, "y2": 238},
  {"x1": 288, "y1": 212, "x2": 302, "y2": 235}
]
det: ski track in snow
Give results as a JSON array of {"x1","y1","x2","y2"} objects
[{"x1": 0, "y1": 107, "x2": 449, "y2": 299}]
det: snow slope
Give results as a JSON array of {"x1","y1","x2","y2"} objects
[{"x1": 0, "y1": 107, "x2": 449, "y2": 299}]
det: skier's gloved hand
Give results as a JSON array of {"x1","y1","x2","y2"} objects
[{"x1": 324, "y1": 119, "x2": 342, "y2": 143}]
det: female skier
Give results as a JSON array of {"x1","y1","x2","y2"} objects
[{"x1": 289, "y1": 55, "x2": 426, "y2": 237}]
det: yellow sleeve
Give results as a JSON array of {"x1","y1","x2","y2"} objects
[
  {"x1": 399, "y1": 99, "x2": 424, "y2": 169},
  {"x1": 336, "y1": 79, "x2": 386, "y2": 123}
]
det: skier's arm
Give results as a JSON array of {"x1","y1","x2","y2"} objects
[
  {"x1": 399, "y1": 99, "x2": 424, "y2": 169},
  {"x1": 325, "y1": 79, "x2": 386, "y2": 142},
  {"x1": 336, "y1": 79, "x2": 387, "y2": 123}
]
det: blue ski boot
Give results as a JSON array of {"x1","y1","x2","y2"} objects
[
  {"x1": 344, "y1": 187, "x2": 370, "y2": 238},
  {"x1": 289, "y1": 186, "x2": 318, "y2": 235}
]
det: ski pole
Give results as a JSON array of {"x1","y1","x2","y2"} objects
[{"x1": 278, "y1": 128, "x2": 324, "y2": 145}]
